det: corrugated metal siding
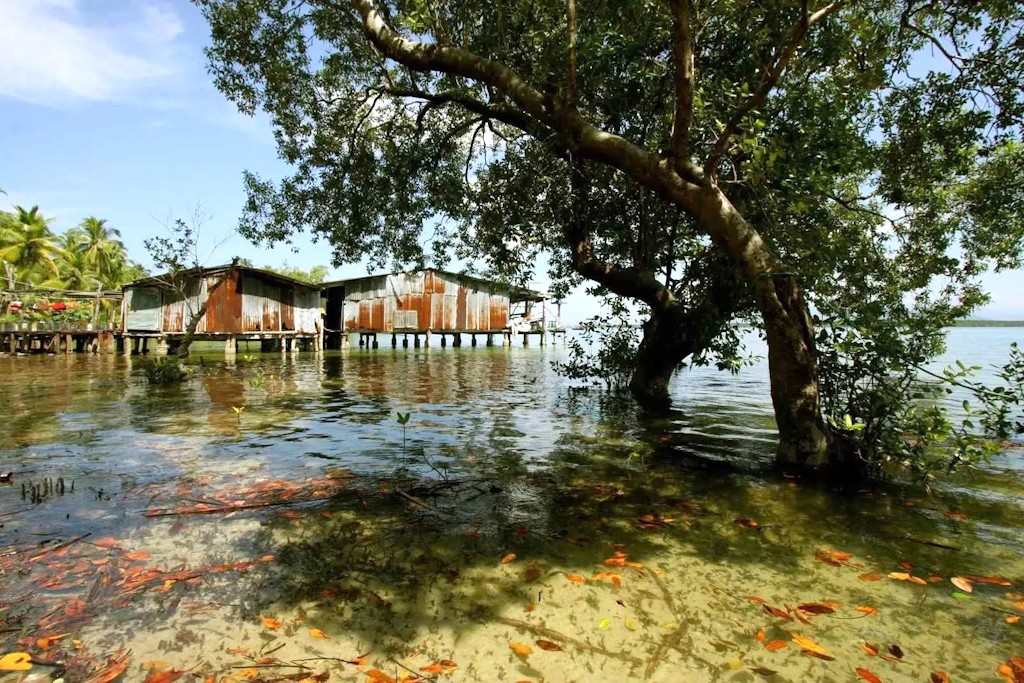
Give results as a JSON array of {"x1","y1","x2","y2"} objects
[
  {"x1": 293, "y1": 289, "x2": 320, "y2": 333},
  {"x1": 339, "y1": 270, "x2": 511, "y2": 333},
  {"x1": 125, "y1": 286, "x2": 162, "y2": 331},
  {"x1": 205, "y1": 271, "x2": 242, "y2": 333},
  {"x1": 162, "y1": 278, "x2": 208, "y2": 333}
]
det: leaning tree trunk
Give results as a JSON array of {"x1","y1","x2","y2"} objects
[
  {"x1": 693, "y1": 187, "x2": 830, "y2": 469},
  {"x1": 176, "y1": 300, "x2": 210, "y2": 359}
]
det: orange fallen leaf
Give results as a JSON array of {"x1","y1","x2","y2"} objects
[
  {"x1": 746, "y1": 596, "x2": 767, "y2": 605},
  {"x1": 888, "y1": 572, "x2": 910, "y2": 581},
  {"x1": 500, "y1": 553, "x2": 517, "y2": 565},
  {"x1": 907, "y1": 575, "x2": 928, "y2": 585},
  {"x1": 366, "y1": 669, "x2": 396, "y2": 683},
  {"x1": 93, "y1": 537, "x2": 120, "y2": 549},
  {"x1": 144, "y1": 671, "x2": 184, "y2": 683},
  {"x1": 951, "y1": 576, "x2": 973, "y2": 593},
  {"x1": 509, "y1": 642, "x2": 532, "y2": 657},
  {"x1": 1006, "y1": 615, "x2": 1020, "y2": 624},
  {"x1": 124, "y1": 550, "x2": 151, "y2": 561},
  {"x1": 862, "y1": 642, "x2": 879, "y2": 656},
  {"x1": 762, "y1": 604, "x2": 792, "y2": 621},
  {"x1": 309, "y1": 628, "x2": 328, "y2": 639},
  {"x1": 859, "y1": 572, "x2": 883, "y2": 582},
  {"x1": 756, "y1": 628, "x2": 766, "y2": 642},
  {"x1": 420, "y1": 660, "x2": 457, "y2": 674},
  {"x1": 764, "y1": 640, "x2": 787, "y2": 651},
  {"x1": 855, "y1": 667, "x2": 882, "y2": 683},
  {"x1": 815, "y1": 549, "x2": 854, "y2": 567},
  {"x1": 35, "y1": 633, "x2": 69, "y2": 650},
  {"x1": 261, "y1": 616, "x2": 283, "y2": 630},
  {"x1": 535, "y1": 640, "x2": 562, "y2": 652},
  {"x1": 964, "y1": 574, "x2": 1013, "y2": 587},
  {"x1": 566, "y1": 574, "x2": 586, "y2": 584},
  {"x1": 86, "y1": 650, "x2": 130, "y2": 683},
  {"x1": 791, "y1": 634, "x2": 830, "y2": 658},
  {"x1": 855, "y1": 606, "x2": 878, "y2": 616},
  {"x1": 930, "y1": 672, "x2": 950, "y2": 683}
]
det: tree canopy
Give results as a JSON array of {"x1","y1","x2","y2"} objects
[{"x1": 198, "y1": 0, "x2": 1024, "y2": 474}]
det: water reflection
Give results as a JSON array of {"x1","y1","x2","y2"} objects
[{"x1": 0, "y1": 333, "x2": 1022, "y2": 681}]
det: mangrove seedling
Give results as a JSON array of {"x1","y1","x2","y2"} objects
[
  {"x1": 396, "y1": 411, "x2": 411, "y2": 452},
  {"x1": 144, "y1": 357, "x2": 189, "y2": 384}
]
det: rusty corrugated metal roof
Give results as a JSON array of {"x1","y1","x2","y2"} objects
[{"x1": 124, "y1": 264, "x2": 321, "y2": 292}]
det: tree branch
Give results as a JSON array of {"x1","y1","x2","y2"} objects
[
  {"x1": 382, "y1": 86, "x2": 538, "y2": 135},
  {"x1": 567, "y1": 0, "x2": 578, "y2": 110},
  {"x1": 668, "y1": 0, "x2": 695, "y2": 171},
  {"x1": 704, "y1": 0, "x2": 843, "y2": 179}
]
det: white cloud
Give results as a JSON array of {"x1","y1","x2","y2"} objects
[{"x1": 0, "y1": 0, "x2": 182, "y2": 103}]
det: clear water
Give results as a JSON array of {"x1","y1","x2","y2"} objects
[{"x1": 0, "y1": 328, "x2": 1022, "y2": 682}]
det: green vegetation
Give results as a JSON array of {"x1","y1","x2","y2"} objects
[
  {"x1": 199, "y1": 0, "x2": 1024, "y2": 479},
  {"x1": 0, "y1": 205, "x2": 145, "y2": 325},
  {"x1": 143, "y1": 356, "x2": 190, "y2": 384}
]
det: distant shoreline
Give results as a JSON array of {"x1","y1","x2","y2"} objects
[{"x1": 953, "y1": 320, "x2": 1024, "y2": 327}]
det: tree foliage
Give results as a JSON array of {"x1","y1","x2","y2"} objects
[{"x1": 198, "y1": 0, "x2": 1024, "y2": 475}]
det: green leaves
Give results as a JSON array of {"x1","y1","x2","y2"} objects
[{"x1": 396, "y1": 412, "x2": 411, "y2": 426}]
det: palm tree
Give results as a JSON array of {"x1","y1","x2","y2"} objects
[
  {"x1": 59, "y1": 235, "x2": 102, "y2": 292},
  {"x1": 0, "y1": 206, "x2": 67, "y2": 287},
  {"x1": 69, "y1": 217, "x2": 125, "y2": 286}
]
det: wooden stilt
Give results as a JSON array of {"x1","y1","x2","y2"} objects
[{"x1": 486, "y1": 333, "x2": 493, "y2": 347}]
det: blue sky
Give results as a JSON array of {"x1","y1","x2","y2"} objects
[{"x1": 1, "y1": 0, "x2": 1021, "y2": 321}]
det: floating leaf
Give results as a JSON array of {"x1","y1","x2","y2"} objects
[
  {"x1": 859, "y1": 572, "x2": 883, "y2": 581},
  {"x1": 791, "y1": 634, "x2": 830, "y2": 658},
  {"x1": 0, "y1": 653, "x2": 32, "y2": 672},
  {"x1": 500, "y1": 553, "x2": 517, "y2": 565},
  {"x1": 261, "y1": 616, "x2": 283, "y2": 630},
  {"x1": 951, "y1": 577, "x2": 974, "y2": 593},
  {"x1": 309, "y1": 628, "x2": 328, "y2": 639},
  {"x1": 888, "y1": 572, "x2": 910, "y2": 581},
  {"x1": 764, "y1": 640, "x2": 787, "y2": 651},
  {"x1": 535, "y1": 640, "x2": 562, "y2": 652},
  {"x1": 855, "y1": 667, "x2": 882, "y2": 683},
  {"x1": 862, "y1": 643, "x2": 879, "y2": 656},
  {"x1": 855, "y1": 606, "x2": 877, "y2": 616},
  {"x1": 509, "y1": 642, "x2": 532, "y2": 657},
  {"x1": 762, "y1": 604, "x2": 792, "y2": 621},
  {"x1": 124, "y1": 550, "x2": 151, "y2": 561}
]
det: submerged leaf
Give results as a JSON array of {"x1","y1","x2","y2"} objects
[
  {"x1": 0, "y1": 653, "x2": 32, "y2": 672},
  {"x1": 500, "y1": 553, "x2": 517, "y2": 565},
  {"x1": 261, "y1": 616, "x2": 283, "y2": 630},
  {"x1": 535, "y1": 640, "x2": 562, "y2": 652},
  {"x1": 566, "y1": 574, "x2": 586, "y2": 584},
  {"x1": 509, "y1": 642, "x2": 532, "y2": 657},
  {"x1": 308, "y1": 628, "x2": 328, "y2": 639},
  {"x1": 951, "y1": 577, "x2": 974, "y2": 593},
  {"x1": 791, "y1": 634, "x2": 830, "y2": 658},
  {"x1": 764, "y1": 640, "x2": 787, "y2": 651},
  {"x1": 855, "y1": 667, "x2": 882, "y2": 683}
]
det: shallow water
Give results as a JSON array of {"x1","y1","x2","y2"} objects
[{"x1": 1, "y1": 329, "x2": 1023, "y2": 682}]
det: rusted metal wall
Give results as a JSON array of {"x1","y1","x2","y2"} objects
[
  {"x1": 341, "y1": 270, "x2": 510, "y2": 333},
  {"x1": 204, "y1": 271, "x2": 242, "y2": 333},
  {"x1": 161, "y1": 278, "x2": 207, "y2": 333}
]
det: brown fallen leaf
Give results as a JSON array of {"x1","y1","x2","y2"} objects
[
  {"x1": 762, "y1": 604, "x2": 792, "y2": 621},
  {"x1": 855, "y1": 667, "x2": 883, "y2": 683},
  {"x1": 500, "y1": 553, "x2": 517, "y2": 565},
  {"x1": 815, "y1": 549, "x2": 855, "y2": 567},
  {"x1": 964, "y1": 574, "x2": 1013, "y2": 587},
  {"x1": 85, "y1": 650, "x2": 130, "y2": 683},
  {"x1": 565, "y1": 574, "x2": 586, "y2": 584},
  {"x1": 951, "y1": 576, "x2": 974, "y2": 593},
  {"x1": 930, "y1": 672, "x2": 950, "y2": 683},
  {"x1": 888, "y1": 644, "x2": 904, "y2": 659},
  {"x1": 735, "y1": 516, "x2": 759, "y2": 528},
  {"x1": 862, "y1": 643, "x2": 880, "y2": 656},
  {"x1": 798, "y1": 603, "x2": 835, "y2": 615},
  {"x1": 366, "y1": 669, "x2": 396, "y2": 683},
  {"x1": 535, "y1": 639, "x2": 562, "y2": 652},
  {"x1": 764, "y1": 640, "x2": 787, "y2": 651},
  {"x1": 124, "y1": 550, "x2": 151, "y2": 561},
  {"x1": 509, "y1": 642, "x2": 532, "y2": 657},
  {"x1": 144, "y1": 671, "x2": 184, "y2": 683},
  {"x1": 750, "y1": 667, "x2": 778, "y2": 677},
  {"x1": 859, "y1": 572, "x2": 883, "y2": 581}
]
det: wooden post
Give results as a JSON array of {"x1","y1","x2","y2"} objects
[
  {"x1": 486, "y1": 333, "x2": 493, "y2": 347},
  {"x1": 441, "y1": 334, "x2": 447, "y2": 347},
  {"x1": 471, "y1": 334, "x2": 477, "y2": 347},
  {"x1": 402, "y1": 334, "x2": 408, "y2": 348},
  {"x1": 424, "y1": 330, "x2": 430, "y2": 347},
  {"x1": 224, "y1": 335, "x2": 237, "y2": 355},
  {"x1": 522, "y1": 333, "x2": 529, "y2": 346},
  {"x1": 453, "y1": 332, "x2": 462, "y2": 347},
  {"x1": 392, "y1": 333, "x2": 397, "y2": 348},
  {"x1": 371, "y1": 334, "x2": 379, "y2": 350},
  {"x1": 414, "y1": 334, "x2": 420, "y2": 348},
  {"x1": 65, "y1": 334, "x2": 72, "y2": 354}
]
